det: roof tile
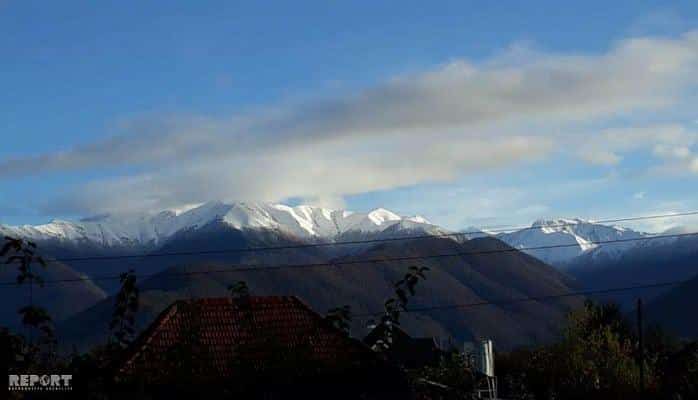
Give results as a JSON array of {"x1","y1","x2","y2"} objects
[{"x1": 118, "y1": 296, "x2": 377, "y2": 380}]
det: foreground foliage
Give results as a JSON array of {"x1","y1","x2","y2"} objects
[
  {"x1": 497, "y1": 300, "x2": 698, "y2": 400},
  {"x1": 2, "y1": 236, "x2": 698, "y2": 399}
]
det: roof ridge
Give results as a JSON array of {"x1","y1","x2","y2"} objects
[{"x1": 116, "y1": 294, "x2": 385, "y2": 380}]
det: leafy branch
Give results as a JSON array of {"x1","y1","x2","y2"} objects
[
  {"x1": 2, "y1": 236, "x2": 47, "y2": 286},
  {"x1": 109, "y1": 270, "x2": 139, "y2": 349},
  {"x1": 2, "y1": 236, "x2": 55, "y2": 362},
  {"x1": 325, "y1": 305, "x2": 352, "y2": 334},
  {"x1": 228, "y1": 281, "x2": 250, "y2": 300},
  {"x1": 394, "y1": 266, "x2": 430, "y2": 310},
  {"x1": 368, "y1": 266, "x2": 430, "y2": 351},
  {"x1": 18, "y1": 305, "x2": 56, "y2": 356}
]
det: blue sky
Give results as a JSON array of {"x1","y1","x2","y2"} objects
[{"x1": 2, "y1": 1, "x2": 698, "y2": 232}]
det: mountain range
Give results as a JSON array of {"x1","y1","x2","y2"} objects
[
  {"x1": 496, "y1": 218, "x2": 651, "y2": 266},
  {"x1": 1, "y1": 201, "x2": 696, "y2": 349},
  {"x1": 0, "y1": 202, "x2": 664, "y2": 268},
  {"x1": 0, "y1": 202, "x2": 443, "y2": 249}
]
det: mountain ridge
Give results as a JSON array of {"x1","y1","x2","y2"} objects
[
  {"x1": 0, "y1": 201, "x2": 441, "y2": 250},
  {"x1": 3, "y1": 201, "x2": 694, "y2": 347},
  {"x1": 496, "y1": 218, "x2": 650, "y2": 266},
  {"x1": 57, "y1": 236, "x2": 583, "y2": 351},
  {"x1": 1, "y1": 202, "x2": 661, "y2": 268}
]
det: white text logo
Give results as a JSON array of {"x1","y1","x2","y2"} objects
[{"x1": 8, "y1": 374, "x2": 72, "y2": 391}]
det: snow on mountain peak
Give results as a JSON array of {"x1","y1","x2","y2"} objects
[
  {"x1": 531, "y1": 218, "x2": 586, "y2": 229},
  {"x1": 497, "y1": 218, "x2": 648, "y2": 266},
  {"x1": 0, "y1": 203, "x2": 656, "y2": 269},
  {"x1": 167, "y1": 203, "x2": 205, "y2": 216},
  {"x1": 186, "y1": 206, "x2": 648, "y2": 266},
  {"x1": 0, "y1": 202, "x2": 439, "y2": 248},
  {"x1": 406, "y1": 215, "x2": 430, "y2": 224},
  {"x1": 367, "y1": 208, "x2": 401, "y2": 225}
]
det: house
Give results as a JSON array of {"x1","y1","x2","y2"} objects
[
  {"x1": 363, "y1": 324, "x2": 442, "y2": 369},
  {"x1": 114, "y1": 296, "x2": 409, "y2": 399}
]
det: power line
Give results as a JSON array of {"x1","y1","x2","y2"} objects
[
  {"x1": 2, "y1": 230, "x2": 697, "y2": 288},
  {"x1": 76, "y1": 280, "x2": 683, "y2": 323},
  {"x1": 35, "y1": 210, "x2": 698, "y2": 264},
  {"x1": 353, "y1": 280, "x2": 685, "y2": 317}
]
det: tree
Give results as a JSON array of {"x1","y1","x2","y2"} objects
[
  {"x1": 497, "y1": 300, "x2": 650, "y2": 400},
  {"x1": 109, "y1": 270, "x2": 139, "y2": 349},
  {"x1": 228, "y1": 280, "x2": 250, "y2": 299},
  {"x1": 2, "y1": 236, "x2": 56, "y2": 364},
  {"x1": 1, "y1": 327, "x2": 27, "y2": 371},
  {"x1": 1, "y1": 236, "x2": 47, "y2": 286},
  {"x1": 325, "y1": 305, "x2": 352, "y2": 335},
  {"x1": 559, "y1": 301, "x2": 642, "y2": 398},
  {"x1": 659, "y1": 341, "x2": 698, "y2": 399},
  {"x1": 368, "y1": 266, "x2": 430, "y2": 351},
  {"x1": 18, "y1": 305, "x2": 57, "y2": 362}
]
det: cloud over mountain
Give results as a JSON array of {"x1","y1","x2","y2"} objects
[{"x1": 3, "y1": 31, "x2": 698, "y2": 215}]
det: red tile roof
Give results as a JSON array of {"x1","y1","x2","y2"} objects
[{"x1": 117, "y1": 296, "x2": 379, "y2": 380}]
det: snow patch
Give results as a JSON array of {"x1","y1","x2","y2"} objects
[
  {"x1": 1, "y1": 202, "x2": 440, "y2": 248},
  {"x1": 367, "y1": 208, "x2": 401, "y2": 225},
  {"x1": 498, "y1": 218, "x2": 648, "y2": 266}
]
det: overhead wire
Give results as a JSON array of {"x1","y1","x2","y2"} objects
[{"x1": 1, "y1": 230, "x2": 696, "y2": 287}]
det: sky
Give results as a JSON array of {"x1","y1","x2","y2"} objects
[{"x1": 2, "y1": 1, "x2": 698, "y2": 232}]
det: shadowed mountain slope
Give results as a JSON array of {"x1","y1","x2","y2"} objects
[{"x1": 58, "y1": 235, "x2": 582, "y2": 352}]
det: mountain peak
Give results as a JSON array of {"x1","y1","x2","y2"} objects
[
  {"x1": 531, "y1": 218, "x2": 587, "y2": 228},
  {"x1": 498, "y1": 217, "x2": 647, "y2": 266},
  {"x1": 366, "y1": 208, "x2": 401, "y2": 225},
  {"x1": 0, "y1": 203, "x2": 657, "y2": 269},
  {"x1": 0, "y1": 202, "x2": 438, "y2": 247}
]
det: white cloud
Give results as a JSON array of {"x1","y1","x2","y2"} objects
[
  {"x1": 515, "y1": 204, "x2": 550, "y2": 217},
  {"x1": 579, "y1": 150, "x2": 622, "y2": 166},
  {"x1": 653, "y1": 144, "x2": 692, "y2": 159},
  {"x1": 691, "y1": 158, "x2": 698, "y2": 173},
  {"x1": 3, "y1": 31, "x2": 698, "y2": 215},
  {"x1": 637, "y1": 130, "x2": 698, "y2": 175},
  {"x1": 634, "y1": 213, "x2": 698, "y2": 234},
  {"x1": 577, "y1": 124, "x2": 698, "y2": 169},
  {"x1": 42, "y1": 135, "x2": 553, "y2": 215}
]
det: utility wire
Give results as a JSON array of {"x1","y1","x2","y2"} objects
[
  {"x1": 88, "y1": 280, "x2": 685, "y2": 323},
  {"x1": 353, "y1": 280, "x2": 685, "y2": 317},
  {"x1": 2, "y1": 230, "x2": 697, "y2": 288},
  {"x1": 33, "y1": 210, "x2": 698, "y2": 264}
]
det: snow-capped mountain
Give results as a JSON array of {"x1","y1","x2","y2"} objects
[
  {"x1": 1, "y1": 203, "x2": 671, "y2": 269},
  {"x1": 0, "y1": 201, "x2": 442, "y2": 249},
  {"x1": 496, "y1": 218, "x2": 649, "y2": 266}
]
